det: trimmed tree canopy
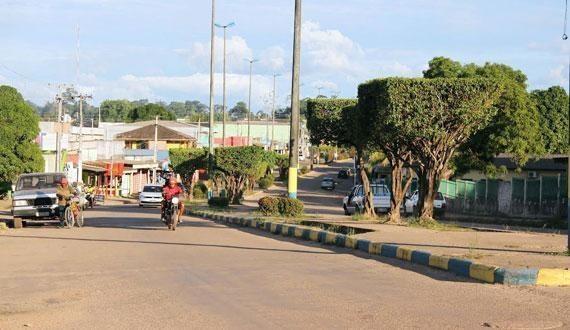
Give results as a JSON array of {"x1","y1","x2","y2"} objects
[
  {"x1": 358, "y1": 78, "x2": 502, "y2": 218},
  {"x1": 0, "y1": 85, "x2": 44, "y2": 182},
  {"x1": 306, "y1": 98, "x2": 357, "y2": 146}
]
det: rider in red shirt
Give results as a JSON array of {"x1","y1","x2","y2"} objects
[{"x1": 162, "y1": 176, "x2": 185, "y2": 220}]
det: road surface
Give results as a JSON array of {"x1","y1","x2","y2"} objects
[{"x1": 1, "y1": 204, "x2": 568, "y2": 329}]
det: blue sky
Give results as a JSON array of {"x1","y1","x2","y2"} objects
[{"x1": 1, "y1": 0, "x2": 568, "y2": 112}]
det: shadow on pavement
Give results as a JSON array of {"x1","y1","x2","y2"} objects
[{"x1": 2, "y1": 234, "x2": 338, "y2": 255}]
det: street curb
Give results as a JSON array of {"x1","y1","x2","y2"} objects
[{"x1": 187, "y1": 210, "x2": 570, "y2": 287}]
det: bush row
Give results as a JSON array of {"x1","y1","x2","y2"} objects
[
  {"x1": 258, "y1": 196, "x2": 304, "y2": 217},
  {"x1": 258, "y1": 175, "x2": 275, "y2": 190}
]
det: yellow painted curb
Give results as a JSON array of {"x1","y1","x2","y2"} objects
[
  {"x1": 470, "y1": 263, "x2": 497, "y2": 283},
  {"x1": 270, "y1": 223, "x2": 278, "y2": 233},
  {"x1": 281, "y1": 224, "x2": 289, "y2": 235},
  {"x1": 429, "y1": 255, "x2": 450, "y2": 270},
  {"x1": 396, "y1": 247, "x2": 413, "y2": 261},
  {"x1": 369, "y1": 242, "x2": 382, "y2": 254},
  {"x1": 345, "y1": 237, "x2": 358, "y2": 249},
  {"x1": 294, "y1": 227, "x2": 304, "y2": 238},
  {"x1": 309, "y1": 229, "x2": 320, "y2": 242},
  {"x1": 325, "y1": 233, "x2": 337, "y2": 244},
  {"x1": 536, "y1": 269, "x2": 570, "y2": 286}
]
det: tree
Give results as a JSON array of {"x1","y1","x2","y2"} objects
[
  {"x1": 229, "y1": 101, "x2": 248, "y2": 120},
  {"x1": 359, "y1": 78, "x2": 502, "y2": 219},
  {"x1": 423, "y1": 57, "x2": 544, "y2": 173},
  {"x1": 100, "y1": 100, "x2": 134, "y2": 122},
  {"x1": 170, "y1": 147, "x2": 208, "y2": 199},
  {"x1": 423, "y1": 57, "x2": 463, "y2": 78},
  {"x1": 359, "y1": 83, "x2": 415, "y2": 222},
  {"x1": 127, "y1": 103, "x2": 176, "y2": 122},
  {"x1": 531, "y1": 86, "x2": 569, "y2": 154},
  {"x1": 0, "y1": 85, "x2": 44, "y2": 182},
  {"x1": 213, "y1": 146, "x2": 267, "y2": 204},
  {"x1": 306, "y1": 98, "x2": 376, "y2": 216}
]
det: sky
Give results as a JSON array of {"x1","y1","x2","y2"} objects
[{"x1": 1, "y1": 0, "x2": 569, "y2": 113}]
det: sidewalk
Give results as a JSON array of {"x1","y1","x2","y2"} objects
[{"x1": 189, "y1": 200, "x2": 569, "y2": 271}]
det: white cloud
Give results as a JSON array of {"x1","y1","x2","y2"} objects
[{"x1": 302, "y1": 21, "x2": 365, "y2": 77}]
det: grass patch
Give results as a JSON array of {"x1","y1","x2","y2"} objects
[{"x1": 406, "y1": 217, "x2": 469, "y2": 232}]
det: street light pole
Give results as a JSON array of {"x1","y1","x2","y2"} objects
[
  {"x1": 246, "y1": 58, "x2": 258, "y2": 146},
  {"x1": 208, "y1": 0, "x2": 216, "y2": 181},
  {"x1": 76, "y1": 93, "x2": 92, "y2": 184},
  {"x1": 215, "y1": 22, "x2": 235, "y2": 148},
  {"x1": 271, "y1": 73, "x2": 281, "y2": 150},
  {"x1": 288, "y1": 0, "x2": 302, "y2": 199},
  {"x1": 563, "y1": 0, "x2": 569, "y2": 250}
]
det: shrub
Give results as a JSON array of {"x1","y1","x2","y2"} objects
[
  {"x1": 208, "y1": 197, "x2": 229, "y2": 208},
  {"x1": 299, "y1": 166, "x2": 310, "y2": 175},
  {"x1": 258, "y1": 196, "x2": 280, "y2": 216},
  {"x1": 278, "y1": 197, "x2": 304, "y2": 217},
  {"x1": 258, "y1": 176, "x2": 274, "y2": 189},
  {"x1": 193, "y1": 181, "x2": 208, "y2": 199},
  {"x1": 258, "y1": 196, "x2": 304, "y2": 217}
]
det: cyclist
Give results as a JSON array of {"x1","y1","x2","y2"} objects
[{"x1": 56, "y1": 177, "x2": 76, "y2": 226}]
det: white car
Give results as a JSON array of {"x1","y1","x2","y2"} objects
[
  {"x1": 343, "y1": 184, "x2": 390, "y2": 215},
  {"x1": 320, "y1": 177, "x2": 337, "y2": 190},
  {"x1": 404, "y1": 190, "x2": 447, "y2": 215},
  {"x1": 138, "y1": 184, "x2": 163, "y2": 207}
]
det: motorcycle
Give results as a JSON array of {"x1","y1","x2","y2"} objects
[
  {"x1": 163, "y1": 196, "x2": 180, "y2": 231},
  {"x1": 85, "y1": 191, "x2": 95, "y2": 208}
]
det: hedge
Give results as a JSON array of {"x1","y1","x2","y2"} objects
[
  {"x1": 258, "y1": 175, "x2": 274, "y2": 190},
  {"x1": 258, "y1": 196, "x2": 304, "y2": 217},
  {"x1": 208, "y1": 197, "x2": 230, "y2": 208}
]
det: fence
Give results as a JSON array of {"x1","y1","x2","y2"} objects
[{"x1": 439, "y1": 176, "x2": 567, "y2": 218}]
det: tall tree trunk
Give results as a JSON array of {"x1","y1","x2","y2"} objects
[
  {"x1": 418, "y1": 167, "x2": 438, "y2": 219},
  {"x1": 357, "y1": 149, "x2": 376, "y2": 217},
  {"x1": 388, "y1": 161, "x2": 413, "y2": 223}
]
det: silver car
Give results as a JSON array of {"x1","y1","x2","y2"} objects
[
  {"x1": 138, "y1": 184, "x2": 164, "y2": 207},
  {"x1": 10, "y1": 173, "x2": 65, "y2": 227}
]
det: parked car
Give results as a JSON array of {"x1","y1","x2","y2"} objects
[
  {"x1": 337, "y1": 168, "x2": 352, "y2": 179},
  {"x1": 10, "y1": 172, "x2": 66, "y2": 227},
  {"x1": 138, "y1": 184, "x2": 164, "y2": 207},
  {"x1": 404, "y1": 190, "x2": 447, "y2": 215},
  {"x1": 320, "y1": 177, "x2": 337, "y2": 190},
  {"x1": 343, "y1": 184, "x2": 390, "y2": 215}
]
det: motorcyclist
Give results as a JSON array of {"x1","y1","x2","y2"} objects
[
  {"x1": 56, "y1": 177, "x2": 76, "y2": 226},
  {"x1": 161, "y1": 176, "x2": 185, "y2": 222}
]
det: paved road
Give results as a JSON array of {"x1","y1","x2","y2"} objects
[{"x1": 1, "y1": 205, "x2": 569, "y2": 329}]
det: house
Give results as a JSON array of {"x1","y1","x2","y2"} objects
[
  {"x1": 460, "y1": 154, "x2": 567, "y2": 181},
  {"x1": 115, "y1": 124, "x2": 197, "y2": 151}
]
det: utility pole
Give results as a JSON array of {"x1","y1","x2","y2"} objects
[
  {"x1": 98, "y1": 106, "x2": 101, "y2": 127},
  {"x1": 55, "y1": 93, "x2": 64, "y2": 172},
  {"x1": 563, "y1": 0, "x2": 569, "y2": 250},
  {"x1": 271, "y1": 73, "x2": 281, "y2": 150},
  {"x1": 288, "y1": 0, "x2": 302, "y2": 199},
  {"x1": 208, "y1": 0, "x2": 216, "y2": 181},
  {"x1": 246, "y1": 58, "x2": 258, "y2": 146},
  {"x1": 215, "y1": 22, "x2": 235, "y2": 147},
  {"x1": 153, "y1": 115, "x2": 159, "y2": 183},
  {"x1": 73, "y1": 93, "x2": 92, "y2": 184}
]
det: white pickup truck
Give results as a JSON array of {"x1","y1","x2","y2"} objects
[{"x1": 343, "y1": 184, "x2": 390, "y2": 215}]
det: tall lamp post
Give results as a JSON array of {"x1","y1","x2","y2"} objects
[
  {"x1": 271, "y1": 73, "x2": 281, "y2": 150},
  {"x1": 562, "y1": 0, "x2": 570, "y2": 252},
  {"x1": 288, "y1": 0, "x2": 302, "y2": 199},
  {"x1": 208, "y1": 0, "x2": 216, "y2": 183},
  {"x1": 215, "y1": 22, "x2": 235, "y2": 147},
  {"x1": 245, "y1": 58, "x2": 259, "y2": 146}
]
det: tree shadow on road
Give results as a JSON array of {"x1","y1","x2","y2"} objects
[{"x1": 1, "y1": 234, "x2": 338, "y2": 256}]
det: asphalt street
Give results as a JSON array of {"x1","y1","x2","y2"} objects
[{"x1": 1, "y1": 204, "x2": 569, "y2": 329}]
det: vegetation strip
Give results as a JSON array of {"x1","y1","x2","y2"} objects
[{"x1": 188, "y1": 209, "x2": 570, "y2": 287}]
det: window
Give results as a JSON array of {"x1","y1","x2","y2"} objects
[
  {"x1": 16, "y1": 174, "x2": 63, "y2": 191},
  {"x1": 143, "y1": 186, "x2": 162, "y2": 193},
  {"x1": 371, "y1": 185, "x2": 389, "y2": 196}
]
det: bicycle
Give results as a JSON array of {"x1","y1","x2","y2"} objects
[{"x1": 62, "y1": 196, "x2": 84, "y2": 228}]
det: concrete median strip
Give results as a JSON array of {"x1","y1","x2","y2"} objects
[{"x1": 188, "y1": 209, "x2": 570, "y2": 287}]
